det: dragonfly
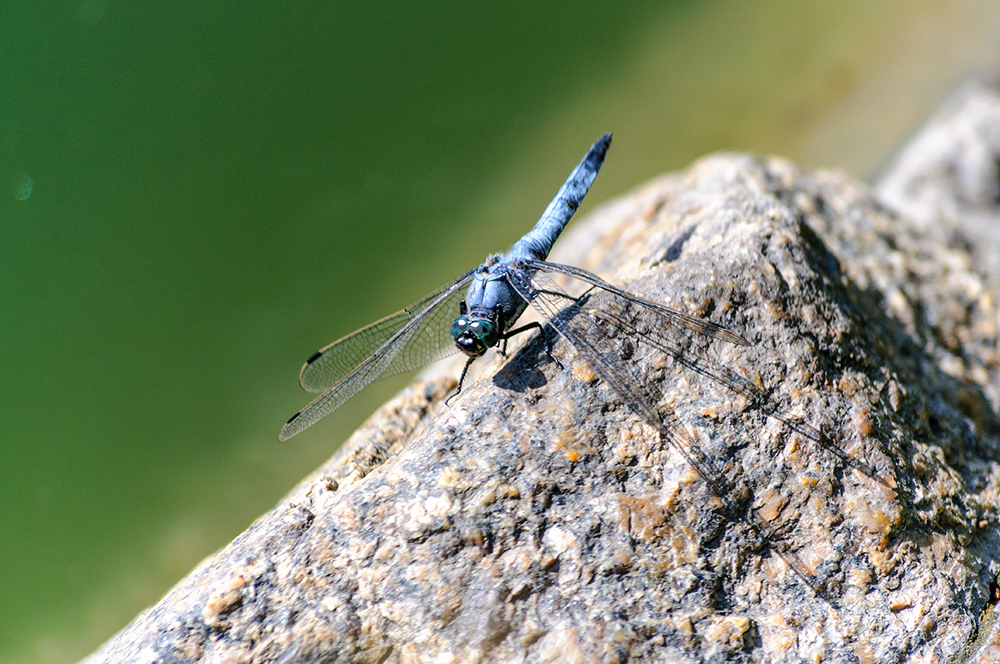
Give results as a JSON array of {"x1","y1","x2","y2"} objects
[
  {"x1": 280, "y1": 134, "x2": 881, "y2": 597},
  {"x1": 280, "y1": 133, "x2": 753, "y2": 442},
  {"x1": 278, "y1": 132, "x2": 819, "y2": 440}
]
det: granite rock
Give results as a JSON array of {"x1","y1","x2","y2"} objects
[{"x1": 83, "y1": 95, "x2": 1000, "y2": 663}]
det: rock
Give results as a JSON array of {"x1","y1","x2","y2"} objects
[
  {"x1": 877, "y1": 79, "x2": 1000, "y2": 291},
  {"x1": 83, "y1": 101, "x2": 1000, "y2": 662}
]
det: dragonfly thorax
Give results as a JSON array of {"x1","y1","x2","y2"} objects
[{"x1": 451, "y1": 258, "x2": 529, "y2": 358}]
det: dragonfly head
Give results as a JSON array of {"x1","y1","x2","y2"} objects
[{"x1": 451, "y1": 315, "x2": 499, "y2": 357}]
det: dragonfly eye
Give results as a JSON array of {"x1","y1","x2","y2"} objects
[
  {"x1": 469, "y1": 319, "x2": 499, "y2": 346},
  {"x1": 450, "y1": 316, "x2": 470, "y2": 340},
  {"x1": 451, "y1": 317, "x2": 498, "y2": 357}
]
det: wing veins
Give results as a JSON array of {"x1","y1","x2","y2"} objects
[
  {"x1": 280, "y1": 270, "x2": 476, "y2": 440},
  {"x1": 525, "y1": 259, "x2": 751, "y2": 347},
  {"x1": 299, "y1": 269, "x2": 477, "y2": 393},
  {"x1": 509, "y1": 269, "x2": 833, "y2": 598}
]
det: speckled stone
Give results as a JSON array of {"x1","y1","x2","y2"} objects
[{"x1": 83, "y1": 91, "x2": 1000, "y2": 664}]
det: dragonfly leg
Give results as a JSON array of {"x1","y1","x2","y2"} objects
[
  {"x1": 446, "y1": 356, "x2": 477, "y2": 406},
  {"x1": 502, "y1": 321, "x2": 563, "y2": 369}
]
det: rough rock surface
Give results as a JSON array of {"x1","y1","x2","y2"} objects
[
  {"x1": 876, "y1": 79, "x2": 1000, "y2": 664},
  {"x1": 84, "y1": 94, "x2": 1000, "y2": 663},
  {"x1": 878, "y1": 79, "x2": 1000, "y2": 294}
]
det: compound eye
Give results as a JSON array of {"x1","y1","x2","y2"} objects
[
  {"x1": 469, "y1": 320, "x2": 499, "y2": 348},
  {"x1": 450, "y1": 317, "x2": 469, "y2": 341},
  {"x1": 451, "y1": 316, "x2": 499, "y2": 358}
]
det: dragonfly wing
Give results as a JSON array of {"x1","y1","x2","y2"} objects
[
  {"x1": 299, "y1": 269, "x2": 477, "y2": 393},
  {"x1": 509, "y1": 268, "x2": 831, "y2": 596},
  {"x1": 575, "y1": 274, "x2": 883, "y2": 479},
  {"x1": 529, "y1": 260, "x2": 840, "y2": 447},
  {"x1": 525, "y1": 259, "x2": 750, "y2": 347},
  {"x1": 529, "y1": 259, "x2": 757, "y2": 402},
  {"x1": 281, "y1": 270, "x2": 475, "y2": 440},
  {"x1": 507, "y1": 269, "x2": 738, "y2": 496}
]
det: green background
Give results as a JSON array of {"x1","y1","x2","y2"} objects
[{"x1": 2, "y1": 1, "x2": 996, "y2": 661}]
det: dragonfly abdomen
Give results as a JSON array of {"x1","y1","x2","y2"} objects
[{"x1": 507, "y1": 132, "x2": 612, "y2": 262}]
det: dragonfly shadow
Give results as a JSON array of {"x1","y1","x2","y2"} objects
[
  {"x1": 489, "y1": 332, "x2": 557, "y2": 394},
  {"x1": 646, "y1": 224, "x2": 696, "y2": 268},
  {"x1": 490, "y1": 289, "x2": 596, "y2": 395}
]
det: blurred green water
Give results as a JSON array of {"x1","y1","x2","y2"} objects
[{"x1": 1, "y1": 1, "x2": 997, "y2": 661}]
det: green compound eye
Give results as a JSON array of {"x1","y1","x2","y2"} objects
[
  {"x1": 450, "y1": 316, "x2": 470, "y2": 341},
  {"x1": 468, "y1": 320, "x2": 499, "y2": 347},
  {"x1": 451, "y1": 317, "x2": 499, "y2": 357}
]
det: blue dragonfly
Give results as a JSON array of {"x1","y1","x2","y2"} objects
[
  {"x1": 280, "y1": 135, "x2": 890, "y2": 601},
  {"x1": 280, "y1": 133, "x2": 754, "y2": 443}
]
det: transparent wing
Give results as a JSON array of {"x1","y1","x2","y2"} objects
[
  {"x1": 528, "y1": 260, "x2": 889, "y2": 482},
  {"x1": 299, "y1": 269, "x2": 477, "y2": 393},
  {"x1": 572, "y1": 270, "x2": 890, "y2": 483},
  {"x1": 508, "y1": 269, "x2": 740, "y2": 498},
  {"x1": 508, "y1": 269, "x2": 828, "y2": 594},
  {"x1": 526, "y1": 259, "x2": 799, "y2": 426},
  {"x1": 524, "y1": 259, "x2": 750, "y2": 347},
  {"x1": 583, "y1": 292, "x2": 832, "y2": 438},
  {"x1": 280, "y1": 269, "x2": 476, "y2": 441}
]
